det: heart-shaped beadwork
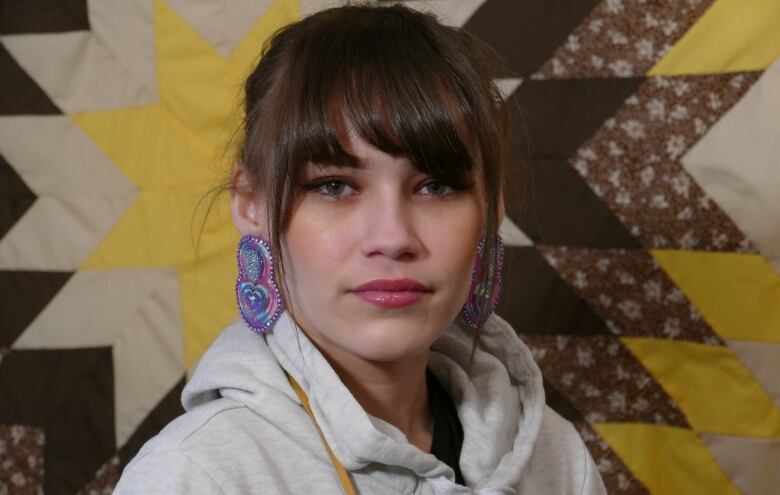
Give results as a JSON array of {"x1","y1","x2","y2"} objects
[
  {"x1": 461, "y1": 236, "x2": 504, "y2": 329},
  {"x1": 236, "y1": 235, "x2": 284, "y2": 332}
]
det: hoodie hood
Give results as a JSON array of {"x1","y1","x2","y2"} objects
[{"x1": 182, "y1": 311, "x2": 545, "y2": 495}]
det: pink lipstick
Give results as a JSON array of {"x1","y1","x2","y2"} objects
[{"x1": 350, "y1": 279, "x2": 431, "y2": 309}]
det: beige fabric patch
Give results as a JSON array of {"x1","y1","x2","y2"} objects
[
  {"x1": 682, "y1": 58, "x2": 780, "y2": 272},
  {"x1": 1, "y1": 32, "x2": 156, "y2": 112},
  {"x1": 726, "y1": 340, "x2": 780, "y2": 408},
  {"x1": 12, "y1": 269, "x2": 184, "y2": 448},
  {"x1": 701, "y1": 433, "x2": 780, "y2": 495},
  {"x1": 0, "y1": 116, "x2": 135, "y2": 271},
  {"x1": 167, "y1": 0, "x2": 276, "y2": 56}
]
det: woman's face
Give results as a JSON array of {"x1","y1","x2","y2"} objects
[{"x1": 281, "y1": 130, "x2": 486, "y2": 364}]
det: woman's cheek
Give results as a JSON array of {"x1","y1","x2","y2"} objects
[{"x1": 284, "y1": 207, "x2": 354, "y2": 292}]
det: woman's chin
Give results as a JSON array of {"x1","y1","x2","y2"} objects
[
  {"x1": 352, "y1": 321, "x2": 447, "y2": 362},
  {"x1": 290, "y1": 303, "x2": 458, "y2": 364}
]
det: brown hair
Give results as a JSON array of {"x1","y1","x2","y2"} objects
[{"x1": 237, "y1": 4, "x2": 513, "y2": 352}]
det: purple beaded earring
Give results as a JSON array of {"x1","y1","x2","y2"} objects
[
  {"x1": 236, "y1": 235, "x2": 284, "y2": 333},
  {"x1": 461, "y1": 235, "x2": 504, "y2": 329}
]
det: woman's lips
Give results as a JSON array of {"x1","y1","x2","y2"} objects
[
  {"x1": 350, "y1": 279, "x2": 431, "y2": 308},
  {"x1": 352, "y1": 290, "x2": 427, "y2": 308}
]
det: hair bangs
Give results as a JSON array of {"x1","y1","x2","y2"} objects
[{"x1": 287, "y1": 15, "x2": 480, "y2": 186}]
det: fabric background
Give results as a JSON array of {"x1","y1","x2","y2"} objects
[{"x1": 1, "y1": 0, "x2": 778, "y2": 493}]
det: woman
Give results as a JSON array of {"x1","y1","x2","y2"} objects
[{"x1": 115, "y1": 5, "x2": 606, "y2": 494}]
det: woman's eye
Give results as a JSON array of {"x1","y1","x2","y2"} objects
[
  {"x1": 420, "y1": 181, "x2": 456, "y2": 196},
  {"x1": 313, "y1": 179, "x2": 354, "y2": 198}
]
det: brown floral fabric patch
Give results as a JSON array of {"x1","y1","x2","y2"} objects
[
  {"x1": 522, "y1": 334, "x2": 689, "y2": 426},
  {"x1": 77, "y1": 455, "x2": 120, "y2": 495},
  {"x1": 569, "y1": 73, "x2": 759, "y2": 251},
  {"x1": 534, "y1": 0, "x2": 714, "y2": 79},
  {"x1": 0, "y1": 424, "x2": 44, "y2": 495},
  {"x1": 575, "y1": 421, "x2": 650, "y2": 494},
  {"x1": 538, "y1": 245, "x2": 723, "y2": 344}
]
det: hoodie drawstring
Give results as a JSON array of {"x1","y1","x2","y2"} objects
[{"x1": 287, "y1": 372, "x2": 357, "y2": 495}]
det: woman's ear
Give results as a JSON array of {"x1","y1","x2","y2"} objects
[{"x1": 231, "y1": 165, "x2": 268, "y2": 238}]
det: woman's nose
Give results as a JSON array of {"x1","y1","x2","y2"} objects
[{"x1": 360, "y1": 192, "x2": 421, "y2": 260}]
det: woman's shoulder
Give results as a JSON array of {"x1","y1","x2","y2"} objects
[
  {"x1": 114, "y1": 396, "x2": 318, "y2": 494},
  {"x1": 519, "y1": 406, "x2": 606, "y2": 495},
  {"x1": 131, "y1": 398, "x2": 251, "y2": 455},
  {"x1": 114, "y1": 399, "x2": 249, "y2": 494}
]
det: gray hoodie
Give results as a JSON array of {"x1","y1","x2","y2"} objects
[{"x1": 114, "y1": 312, "x2": 606, "y2": 494}]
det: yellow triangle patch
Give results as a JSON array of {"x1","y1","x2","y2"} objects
[
  {"x1": 650, "y1": 0, "x2": 780, "y2": 75},
  {"x1": 623, "y1": 337, "x2": 780, "y2": 437},
  {"x1": 593, "y1": 423, "x2": 741, "y2": 495},
  {"x1": 651, "y1": 250, "x2": 780, "y2": 344}
]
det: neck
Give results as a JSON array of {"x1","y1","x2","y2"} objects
[{"x1": 306, "y1": 334, "x2": 433, "y2": 452}]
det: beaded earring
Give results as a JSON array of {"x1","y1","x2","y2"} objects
[
  {"x1": 461, "y1": 235, "x2": 504, "y2": 329},
  {"x1": 235, "y1": 235, "x2": 284, "y2": 333}
]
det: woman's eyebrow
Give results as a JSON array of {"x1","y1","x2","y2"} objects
[{"x1": 309, "y1": 159, "x2": 364, "y2": 171}]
